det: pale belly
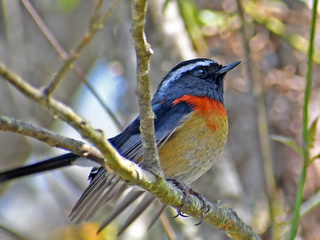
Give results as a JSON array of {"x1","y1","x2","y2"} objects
[{"x1": 158, "y1": 112, "x2": 228, "y2": 184}]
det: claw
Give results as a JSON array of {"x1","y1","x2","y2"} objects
[
  {"x1": 194, "y1": 206, "x2": 209, "y2": 226},
  {"x1": 172, "y1": 212, "x2": 180, "y2": 218},
  {"x1": 191, "y1": 191, "x2": 210, "y2": 226},
  {"x1": 167, "y1": 179, "x2": 208, "y2": 224},
  {"x1": 167, "y1": 179, "x2": 192, "y2": 218},
  {"x1": 172, "y1": 211, "x2": 180, "y2": 218},
  {"x1": 180, "y1": 212, "x2": 189, "y2": 218},
  {"x1": 172, "y1": 209, "x2": 189, "y2": 218},
  {"x1": 194, "y1": 220, "x2": 202, "y2": 226}
]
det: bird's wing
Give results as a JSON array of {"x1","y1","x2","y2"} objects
[
  {"x1": 111, "y1": 100, "x2": 192, "y2": 161},
  {"x1": 69, "y1": 101, "x2": 192, "y2": 231}
]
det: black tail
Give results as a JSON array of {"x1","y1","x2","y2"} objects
[{"x1": 0, "y1": 153, "x2": 79, "y2": 183}]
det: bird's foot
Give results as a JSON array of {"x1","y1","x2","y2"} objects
[
  {"x1": 167, "y1": 179, "x2": 191, "y2": 218},
  {"x1": 167, "y1": 179, "x2": 209, "y2": 225}
]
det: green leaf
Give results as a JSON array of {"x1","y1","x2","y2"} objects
[
  {"x1": 270, "y1": 135, "x2": 302, "y2": 156},
  {"x1": 308, "y1": 117, "x2": 318, "y2": 149}
]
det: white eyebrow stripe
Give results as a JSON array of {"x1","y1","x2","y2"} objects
[{"x1": 160, "y1": 60, "x2": 213, "y2": 91}]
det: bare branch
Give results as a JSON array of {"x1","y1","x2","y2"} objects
[
  {"x1": 131, "y1": 0, "x2": 162, "y2": 176},
  {"x1": 0, "y1": 116, "x2": 103, "y2": 162}
]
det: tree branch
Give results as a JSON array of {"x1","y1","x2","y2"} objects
[
  {"x1": 0, "y1": 116, "x2": 103, "y2": 163},
  {"x1": 131, "y1": 0, "x2": 162, "y2": 175}
]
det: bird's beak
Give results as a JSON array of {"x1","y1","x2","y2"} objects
[{"x1": 217, "y1": 61, "x2": 241, "y2": 75}]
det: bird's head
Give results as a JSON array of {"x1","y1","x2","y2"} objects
[{"x1": 152, "y1": 58, "x2": 240, "y2": 104}]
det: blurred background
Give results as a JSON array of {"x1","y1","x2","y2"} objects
[{"x1": 0, "y1": 0, "x2": 319, "y2": 239}]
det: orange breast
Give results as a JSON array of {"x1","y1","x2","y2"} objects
[{"x1": 159, "y1": 96, "x2": 228, "y2": 184}]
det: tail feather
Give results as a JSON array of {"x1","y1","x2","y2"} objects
[
  {"x1": 148, "y1": 204, "x2": 166, "y2": 230},
  {"x1": 98, "y1": 190, "x2": 145, "y2": 232},
  {"x1": 70, "y1": 169, "x2": 130, "y2": 224},
  {"x1": 70, "y1": 168, "x2": 162, "y2": 234},
  {"x1": 70, "y1": 172, "x2": 116, "y2": 223},
  {"x1": 0, "y1": 153, "x2": 166, "y2": 234},
  {"x1": 82, "y1": 179, "x2": 124, "y2": 222},
  {"x1": 0, "y1": 153, "x2": 79, "y2": 183},
  {"x1": 117, "y1": 193, "x2": 155, "y2": 235}
]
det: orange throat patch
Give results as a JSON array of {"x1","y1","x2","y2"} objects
[{"x1": 173, "y1": 95, "x2": 227, "y2": 131}]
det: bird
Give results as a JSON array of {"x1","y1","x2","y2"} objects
[{"x1": 0, "y1": 58, "x2": 240, "y2": 234}]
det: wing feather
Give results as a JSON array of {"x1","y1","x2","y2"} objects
[{"x1": 70, "y1": 101, "x2": 192, "y2": 231}]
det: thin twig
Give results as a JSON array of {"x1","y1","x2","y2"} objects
[
  {"x1": 20, "y1": 0, "x2": 123, "y2": 130},
  {"x1": 0, "y1": 61, "x2": 259, "y2": 240},
  {"x1": 131, "y1": 0, "x2": 162, "y2": 176},
  {"x1": 20, "y1": 0, "x2": 66, "y2": 60},
  {"x1": 41, "y1": 0, "x2": 120, "y2": 97},
  {"x1": 90, "y1": 0, "x2": 104, "y2": 26}
]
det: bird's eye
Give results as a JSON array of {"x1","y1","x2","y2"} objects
[{"x1": 193, "y1": 68, "x2": 206, "y2": 77}]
